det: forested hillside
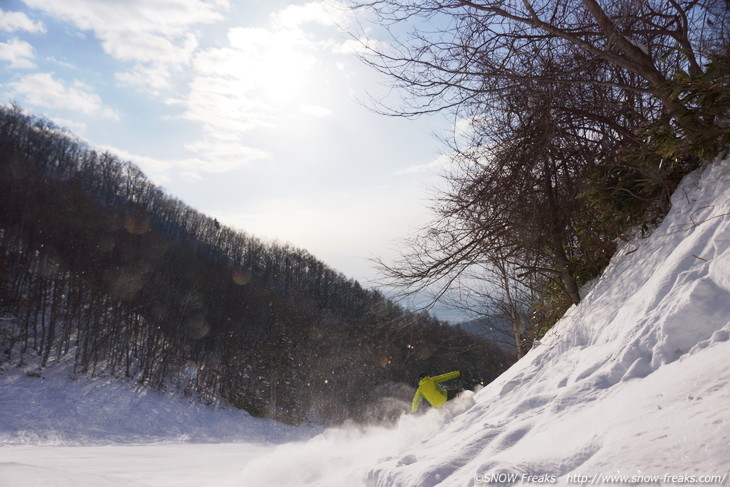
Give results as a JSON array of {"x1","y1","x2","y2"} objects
[{"x1": 0, "y1": 105, "x2": 510, "y2": 424}]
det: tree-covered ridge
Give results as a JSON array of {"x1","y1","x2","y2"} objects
[{"x1": 0, "y1": 104, "x2": 510, "y2": 424}]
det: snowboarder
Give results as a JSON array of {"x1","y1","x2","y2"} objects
[{"x1": 411, "y1": 371, "x2": 462, "y2": 413}]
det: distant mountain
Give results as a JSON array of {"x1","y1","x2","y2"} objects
[{"x1": 456, "y1": 317, "x2": 517, "y2": 354}]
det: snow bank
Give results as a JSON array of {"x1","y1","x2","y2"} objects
[
  {"x1": 0, "y1": 362, "x2": 307, "y2": 446},
  {"x1": 363, "y1": 159, "x2": 730, "y2": 485}
]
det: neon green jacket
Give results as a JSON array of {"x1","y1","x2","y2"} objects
[{"x1": 411, "y1": 371, "x2": 461, "y2": 413}]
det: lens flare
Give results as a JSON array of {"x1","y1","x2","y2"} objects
[
  {"x1": 124, "y1": 214, "x2": 151, "y2": 235},
  {"x1": 232, "y1": 269, "x2": 251, "y2": 285},
  {"x1": 185, "y1": 314, "x2": 210, "y2": 340}
]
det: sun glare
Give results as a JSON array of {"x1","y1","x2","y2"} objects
[{"x1": 227, "y1": 27, "x2": 318, "y2": 105}]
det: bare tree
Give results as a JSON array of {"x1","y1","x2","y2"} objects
[
  {"x1": 376, "y1": 80, "x2": 608, "y2": 351},
  {"x1": 358, "y1": 0, "x2": 727, "y2": 341},
  {"x1": 352, "y1": 0, "x2": 728, "y2": 121}
]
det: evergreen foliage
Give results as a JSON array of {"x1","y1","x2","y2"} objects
[{"x1": 586, "y1": 56, "x2": 730, "y2": 239}]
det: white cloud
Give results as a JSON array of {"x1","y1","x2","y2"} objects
[
  {"x1": 178, "y1": 24, "x2": 325, "y2": 139},
  {"x1": 103, "y1": 30, "x2": 199, "y2": 65},
  {"x1": 22, "y1": 0, "x2": 228, "y2": 88},
  {"x1": 23, "y1": 0, "x2": 226, "y2": 38},
  {"x1": 172, "y1": 74, "x2": 276, "y2": 138},
  {"x1": 272, "y1": 2, "x2": 365, "y2": 57},
  {"x1": 163, "y1": 2, "x2": 376, "y2": 189},
  {"x1": 272, "y1": 1, "x2": 339, "y2": 28},
  {"x1": 98, "y1": 139, "x2": 270, "y2": 184},
  {"x1": 333, "y1": 36, "x2": 380, "y2": 55},
  {"x1": 115, "y1": 64, "x2": 174, "y2": 93},
  {"x1": 0, "y1": 38, "x2": 36, "y2": 68},
  {"x1": 176, "y1": 0, "x2": 362, "y2": 142},
  {"x1": 46, "y1": 56, "x2": 74, "y2": 69},
  {"x1": 0, "y1": 9, "x2": 46, "y2": 33},
  {"x1": 394, "y1": 154, "x2": 451, "y2": 176},
  {"x1": 47, "y1": 116, "x2": 87, "y2": 134},
  {"x1": 9, "y1": 72, "x2": 119, "y2": 119},
  {"x1": 183, "y1": 139, "x2": 271, "y2": 174}
]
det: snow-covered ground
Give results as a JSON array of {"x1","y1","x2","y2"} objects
[{"x1": 1, "y1": 158, "x2": 729, "y2": 486}]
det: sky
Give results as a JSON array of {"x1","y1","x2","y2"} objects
[{"x1": 0, "y1": 0, "x2": 453, "y2": 293}]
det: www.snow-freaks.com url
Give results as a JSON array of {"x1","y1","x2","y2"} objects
[
  {"x1": 473, "y1": 472, "x2": 728, "y2": 485},
  {"x1": 565, "y1": 473, "x2": 729, "y2": 484}
]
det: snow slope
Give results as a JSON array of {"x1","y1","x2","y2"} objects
[
  {"x1": 0, "y1": 362, "x2": 309, "y2": 446},
  {"x1": 1, "y1": 159, "x2": 729, "y2": 486},
  {"x1": 364, "y1": 158, "x2": 730, "y2": 485}
]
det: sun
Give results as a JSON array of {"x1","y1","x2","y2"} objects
[{"x1": 226, "y1": 27, "x2": 319, "y2": 106}]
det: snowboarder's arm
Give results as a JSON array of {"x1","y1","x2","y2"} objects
[
  {"x1": 432, "y1": 371, "x2": 461, "y2": 384},
  {"x1": 411, "y1": 390, "x2": 423, "y2": 413}
]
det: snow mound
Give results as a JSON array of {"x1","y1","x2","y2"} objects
[
  {"x1": 364, "y1": 159, "x2": 730, "y2": 485},
  {"x1": 0, "y1": 362, "x2": 308, "y2": 446}
]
